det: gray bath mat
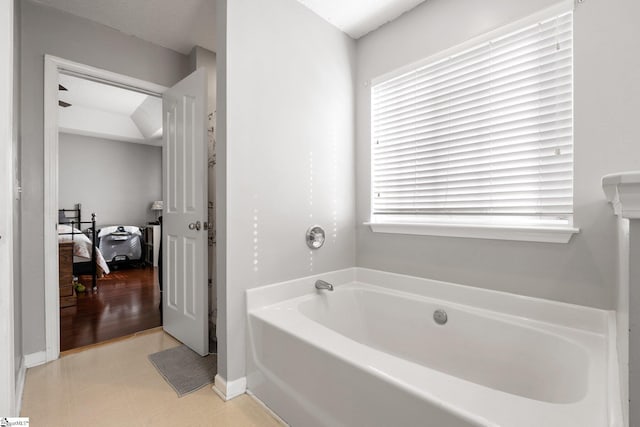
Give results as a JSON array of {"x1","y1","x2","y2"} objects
[{"x1": 148, "y1": 345, "x2": 217, "y2": 397}]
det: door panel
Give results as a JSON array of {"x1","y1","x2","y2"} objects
[{"x1": 162, "y1": 68, "x2": 208, "y2": 356}]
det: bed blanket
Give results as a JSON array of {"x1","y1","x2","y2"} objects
[{"x1": 58, "y1": 225, "x2": 110, "y2": 275}]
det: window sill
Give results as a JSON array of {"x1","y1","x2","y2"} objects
[{"x1": 364, "y1": 221, "x2": 579, "y2": 243}]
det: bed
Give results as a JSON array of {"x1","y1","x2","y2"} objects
[
  {"x1": 58, "y1": 204, "x2": 110, "y2": 290},
  {"x1": 98, "y1": 225, "x2": 145, "y2": 266}
]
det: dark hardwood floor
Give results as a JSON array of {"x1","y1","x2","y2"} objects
[{"x1": 60, "y1": 265, "x2": 161, "y2": 351}]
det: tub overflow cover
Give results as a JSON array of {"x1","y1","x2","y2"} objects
[{"x1": 433, "y1": 309, "x2": 448, "y2": 325}]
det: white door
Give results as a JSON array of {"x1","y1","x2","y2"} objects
[{"x1": 162, "y1": 68, "x2": 208, "y2": 356}]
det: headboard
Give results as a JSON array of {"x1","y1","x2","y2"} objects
[
  {"x1": 57, "y1": 203, "x2": 99, "y2": 290},
  {"x1": 58, "y1": 203, "x2": 82, "y2": 228}
]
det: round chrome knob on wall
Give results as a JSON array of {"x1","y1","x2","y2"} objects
[{"x1": 306, "y1": 225, "x2": 325, "y2": 249}]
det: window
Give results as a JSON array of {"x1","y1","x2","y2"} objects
[{"x1": 369, "y1": 11, "x2": 577, "y2": 242}]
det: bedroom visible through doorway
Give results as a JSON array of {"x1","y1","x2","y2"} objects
[{"x1": 56, "y1": 72, "x2": 164, "y2": 351}]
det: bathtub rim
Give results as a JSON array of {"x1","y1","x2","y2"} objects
[{"x1": 247, "y1": 267, "x2": 609, "y2": 334}]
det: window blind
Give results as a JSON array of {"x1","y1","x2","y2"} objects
[{"x1": 371, "y1": 12, "x2": 573, "y2": 225}]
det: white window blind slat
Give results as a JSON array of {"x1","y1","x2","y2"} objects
[
  {"x1": 375, "y1": 25, "x2": 572, "y2": 102},
  {"x1": 375, "y1": 17, "x2": 572, "y2": 95},
  {"x1": 376, "y1": 186, "x2": 573, "y2": 202},
  {"x1": 371, "y1": 12, "x2": 573, "y2": 225},
  {"x1": 375, "y1": 180, "x2": 573, "y2": 198},
  {"x1": 375, "y1": 144, "x2": 573, "y2": 174},
  {"x1": 374, "y1": 153, "x2": 573, "y2": 182},
  {"x1": 374, "y1": 80, "x2": 572, "y2": 132},
  {"x1": 374, "y1": 36, "x2": 572, "y2": 107},
  {"x1": 375, "y1": 168, "x2": 571, "y2": 187},
  {"x1": 374, "y1": 97, "x2": 572, "y2": 141},
  {"x1": 375, "y1": 125, "x2": 571, "y2": 156},
  {"x1": 375, "y1": 111, "x2": 573, "y2": 152},
  {"x1": 375, "y1": 134, "x2": 571, "y2": 163},
  {"x1": 374, "y1": 168, "x2": 573, "y2": 190},
  {"x1": 373, "y1": 68, "x2": 572, "y2": 126},
  {"x1": 374, "y1": 163, "x2": 572, "y2": 187},
  {"x1": 374, "y1": 64, "x2": 572, "y2": 120}
]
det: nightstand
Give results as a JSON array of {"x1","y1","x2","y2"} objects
[
  {"x1": 58, "y1": 241, "x2": 76, "y2": 307},
  {"x1": 144, "y1": 225, "x2": 161, "y2": 267}
]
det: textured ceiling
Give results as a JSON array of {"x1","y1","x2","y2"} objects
[
  {"x1": 33, "y1": 0, "x2": 423, "y2": 51},
  {"x1": 295, "y1": 0, "x2": 427, "y2": 39},
  {"x1": 58, "y1": 74, "x2": 163, "y2": 145},
  {"x1": 59, "y1": 74, "x2": 148, "y2": 116},
  {"x1": 32, "y1": 0, "x2": 215, "y2": 54}
]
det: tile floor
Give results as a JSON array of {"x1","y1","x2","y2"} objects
[{"x1": 20, "y1": 330, "x2": 285, "y2": 427}]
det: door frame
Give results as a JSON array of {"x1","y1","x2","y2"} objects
[
  {"x1": 0, "y1": 0, "x2": 16, "y2": 415},
  {"x1": 43, "y1": 55, "x2": 167, "y2": 361}
]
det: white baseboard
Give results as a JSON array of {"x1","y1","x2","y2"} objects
[
  {"x1": 15, "y1": 357, "x2": 25, "y2": 415},
  {"x1": 24, "y1": 351, "x2": 46, "y2": 368},
  {"x1": 212, "y1": 374, "x2": 246, "y2": 401}
]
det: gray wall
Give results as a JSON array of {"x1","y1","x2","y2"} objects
[
  {"x1": 12, "y1": 0, "x2": 22, "y2": 386},
  {"x1": 214, "y1": 0, "x2": 228, "y2": 380},
  {"x1": 58, "y1": 133, "x2": 162, "y2": 227},
  {"x1": 219, "y1": 0, "x2": 356, "y2": 382},
  {"x1": 20, "y1": 0, "x2": 190, "y2": 354},
  {"x1": 355, "y1": 0, "x2": 640, "y2": 309},
  {"x1": 189, "y1": 46, "x2": 217, "y2": 120}
]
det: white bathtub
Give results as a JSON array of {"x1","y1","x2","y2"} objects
[{"x1": 246, "y1": 268, "x2": 622, "y2": 427}]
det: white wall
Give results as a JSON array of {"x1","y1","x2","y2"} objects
[
  {"x1": 355, "y1": 0, "x2": 640, "y2": 309},
  {"x1": 630, "y1": 220, "x2": 640, "y2": 426},
  {"x1": 20, "y1": 0, "x2": 189, "y2": 355},
  {"x1": 58, "y1": 133, "x2": 162, "y2": 227},
  {"x1": 218, "y1": 0, "x2": 356, "y2": 382},
  {"x1": 617, "y1": 217, "x2": 630, "y2": 425}
]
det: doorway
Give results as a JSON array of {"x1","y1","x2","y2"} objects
[
  {"x1": 56, "y1": 71, "x2": 164, "y2": 351},
  {"x1": 43, "y1": 56, "x2": 170, "y2": 358},
  {"x1": 43, "y1": 55, "x2": 209, "y2": 361},
  {"x1": 44, "y1": 56, "x2": 211, "y2": 361}
]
